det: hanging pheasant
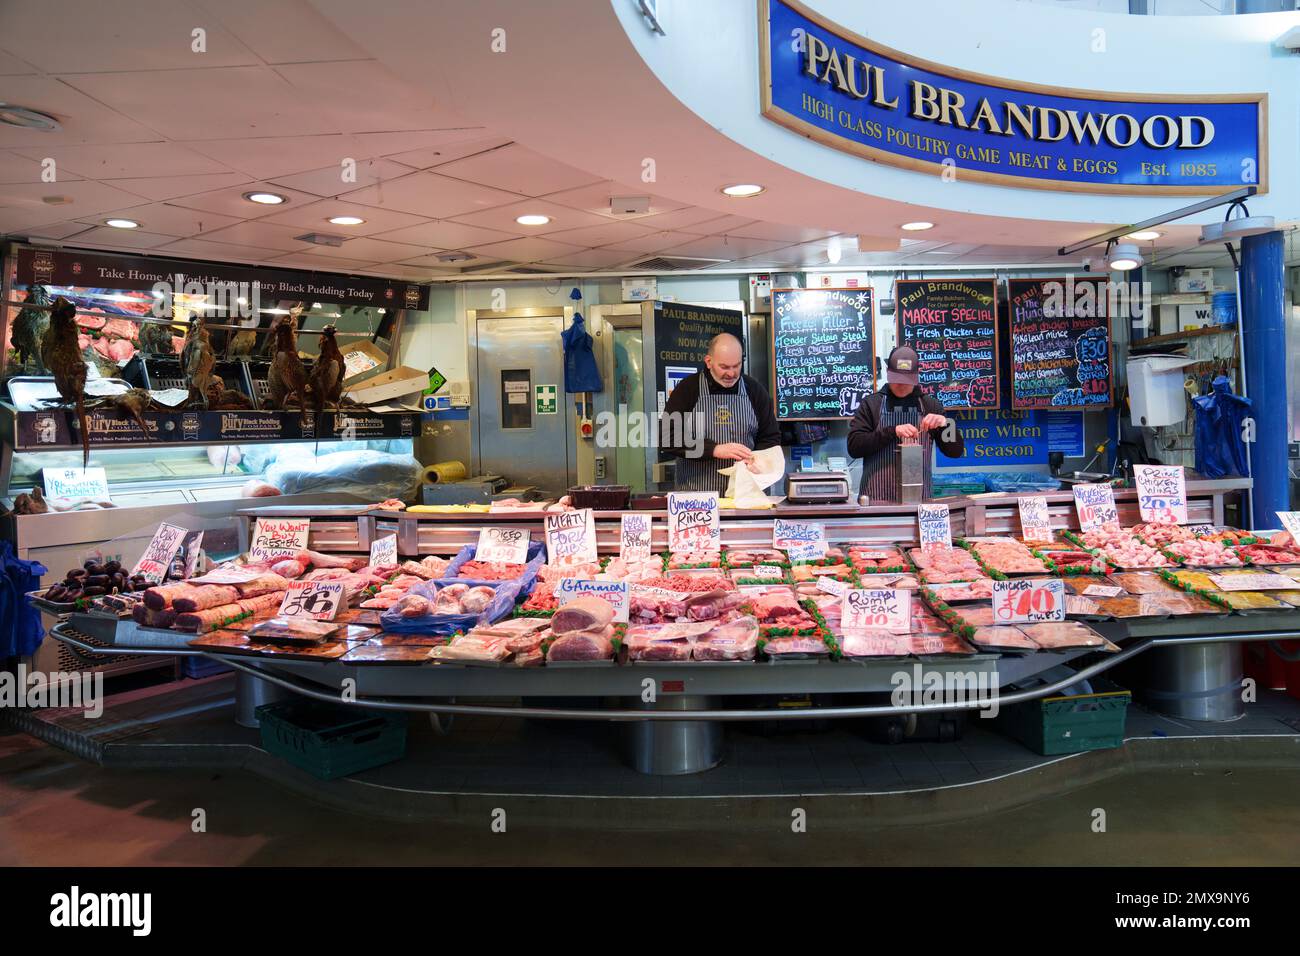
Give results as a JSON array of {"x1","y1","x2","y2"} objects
[
  {"x1": 40, "y1": 298, "x2": 90, "y2": 467},
  {"x1": 11, "y1": 284, "x2": 50, "y2": 371}
]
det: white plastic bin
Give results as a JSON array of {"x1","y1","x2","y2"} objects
[{"x1": 1127, "y1": 354, "x2": 1196, "y2": 427}]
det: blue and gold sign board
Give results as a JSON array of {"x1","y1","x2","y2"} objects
[{"x1": 759, "y1": 0, "x2": 1266, "y2": 194}]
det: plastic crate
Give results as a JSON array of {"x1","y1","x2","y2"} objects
[
  {"x1": 996, "y1": 676, "x2": 1131, "y2": 756},
  {"x1": 568, "y1": 484, "x2": 630, "y2": 510},
  {"x1": 182, "y1": 655, "x2": 233, "y2": 679},
  {"x1": 933, "y1": 482, "x2": 986, "y2": 497},
  {"x1": 256, "y1": 700, "x2": 407, "y2": 780}
]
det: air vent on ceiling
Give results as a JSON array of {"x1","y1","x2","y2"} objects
[
  {"x1": 629, "y1": 255, "x2": 728, "y2": 271},
  {"x1": 436, "y1": 251, "x2": 475, "y2": 262},
  {"x1": 294, "y1": 232, "x2": 345, "y2": 247}
]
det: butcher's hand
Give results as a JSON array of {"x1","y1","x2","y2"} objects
[
  {"x1": 894, "y1": 423, "x2": 920, "y2": 442},
  {"x1": 714, "y1": 442, "x2": 754, "y2": 462},
  {"x1": 921, "y1": 413, "x2": 949, "y2": 433}
]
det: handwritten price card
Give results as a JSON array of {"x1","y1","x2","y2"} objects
[
  {"x1": 992, "y1": 578, "x2": 1065, "y2": 623},
  {"x1": 1134, "y1": 464, "x2": 1188, "y2": 524},
  {"x1": 773, "y1": 519, "x2": 826, "y2": 561},
  {"x1": 545, "y1": 509, "x2": 598, "y2": 565},
  {"x1": 278, "y1": 580, "x2": 345, "y2": 620},
  {"x1": 620, "y1": 513, "x2": 653, "y2": 561},
  {"x1": 844, "y1": 588, "x2": 911, "y2": 633},
  {"x1": 1072, "y1": 483, "x2": 1118, "y2": 532},
  {"x1": 555, "y1": 579, "x2": 630, "y2": 623},
  {"x1": 1018, "y1": 496, "x2": 1054, "y2": 544},
  {"x1": 917, "y1": 503, "x2": 952, "y2": 550},
  {"x1": 131, "y1": 522, "x2": 189, "y2": 584},
  {"x1": 249, "y1": 517, "x2": 310, "y2": 563},
  {"x1": 369, "y1": 533, "x2": 398, "y2": 568},
  {"x1": 476, "y1": 527, "x2": 530, "y2": 564},
  {"x1": 667, "y1": 492, "x2": 720, "y2": 553}
]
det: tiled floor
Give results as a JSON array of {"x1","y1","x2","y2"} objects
[{"x1": 10, "y1": 673, "x2": 1300, "y2": 798}]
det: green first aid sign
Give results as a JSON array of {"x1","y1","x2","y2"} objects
[{"x1": 535, "y1": 384, "x2": 558, "y2": 415}]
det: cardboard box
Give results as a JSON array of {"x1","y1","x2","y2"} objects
[
  {"x1": 339, "y1": 341, "x2": 389, "y2": 383},
  {"x1": 344, "y1": 365, "x2": 426, "y2": 406},
  {"x1": 1175, "y1": 268, "x2": 1216, "y2": 294}
]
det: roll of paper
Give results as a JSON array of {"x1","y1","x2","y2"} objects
[{"x1": 422, "y1": 461, "x2": 467, "y2": 484}]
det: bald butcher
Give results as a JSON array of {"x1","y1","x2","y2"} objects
[{"x1": 658, "y1": 332, "x2": 782, "y2": 493}]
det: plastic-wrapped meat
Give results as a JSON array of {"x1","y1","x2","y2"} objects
[
  {"x1": 395, "y1": 594, "x2": 431, "y2": 618},
  {"x1": 972, "y1": 540, "x2": 1048, "y2": 574},
  {"x1": 552, "y1": 595, "x2": 616, "y2": 634},
  {"x1": 1018, "y1": 621, "x2": 1113, "y2": 650},
  {"x1": 928, "y1": 579, "x2": 996, "y2": 602},
  {"x1": 921, "y1": 568, "x2": 989, "y2": 585},
  {"x1": 513, "y1": 646, "x2": 545, "y2": 667},
  {"x1": 546, "y1": 624, "x2": 615, "y2": 661},
  {"x1": 428, "y1": 633, "x2": 512, "y2": 662},
  {"x1": 683, "y1": 589, "x2": 745, "y2": 621},
  {"x1": 459, "y1": 586, "x2": 496, "y2": 614},
  {"x1": 762, "y1": 634, "x2": 829, "y2": 656},
  {"x1": 956, "y1": 606, "x2": 996, "y2": 627},
  {"x1": 840, "y1": 628, "x2": 912, "y2": 657},
  {"x1": 909, "y1": 633, "x2": 978, "y2": 656},
  {"x1": 692, "y1": 616, "x2": 759, "y2": 661},
  {"x1": 1132, "y1": 522, "x2": 1194, "y2": 547},
  {"x1": 970, "y1": 626, "x2": 1038, "y2": 651},
  {"x1": 1165, "y1": 539, "x2": 1242, "y2": 567}
]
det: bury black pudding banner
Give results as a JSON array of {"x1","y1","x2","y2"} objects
[
  {"x1": 14, "y1": 246, "x2": 430, "y2": 311},
  {"x1": 772, "y1": 287, "x2": 876, "y2": 420},
  {"x1": 1008, "y1": 277, "x2": 1113, "y2": 410},
  {"x1": 759, "y1": 0, "x2": 1265, "y2": 194},
  {"x1": 895, "y1": 278, "x2": 999, "y2": 410}
]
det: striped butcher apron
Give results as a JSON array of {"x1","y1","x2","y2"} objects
[
  {"x1": 674, "y1": 373, "x2": 759, "y2": 493},
  {"x1": 859, "y1": 396, "x2": 932, "y2": 503}
]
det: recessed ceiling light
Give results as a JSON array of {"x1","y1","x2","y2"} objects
[
  {"x1": 515, "y1": 214, "x2": 551, "y2": 226},
  {"x1": 104, "y1": 218, "x2": 140, "y2": 229},
  {"x1": 900, "y1": 221, "x2": 934, "y2": 231},
  {"x1": 720, "y1": 183, "x2": 765, "y2": 197},
  {"x1": 1127, "y1": 230, "x2": 1162, "y2": 241},
  {"x1": 328, "y1": 215, "x2": 365, "y2": 226},
  {"x1": 244, "y1": 191, "x2": 287, "y2": 205},
  {"x1": 0, "y1": 103, "x2": 60, "y2": 131}
]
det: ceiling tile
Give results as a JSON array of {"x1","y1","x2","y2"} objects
[
  {"x1": 679, "y1": 214, "x2": 760, "y2": 236},
  {"x1": 0, "y1": 1, "x2": 259, "y2": 71},
  {"x1": 0, "y1": 206, "x2": 74, "y2": 233},
  {"x1": 542, "y1": 181, "x2": 690, "y2": 219},
  {"x1": 74, "y1": 201, "x2": 243, "y2": 236},
  {"x1": 397, "y1": 253, "x2": 476, "y2": 268},
  {"x1": 0, "y1": 75, "x2": 162, "y2": 147},
  {"x1": 632, "y1": 206, "x2": 742, "y2": 231},
  {"x1": 267, "y1": 159, "x2": 416, "y2": 198},
  {"x1": 11, "y1": 142, "x2": 234, "y2": 179},
  {"x1": 0, "y1": 49, "x2": 37, "y2": 74},
  {"x1": 189, "y1": 220, "x2": 317, "y2": 253},
  {"x1": 369, "y1": 219, "x2": 516, "y2": 250},
  {"x1": 259, "y1": 198, "x2": 429, "y2": 235},
  {"x1": 166, "y1": 181, "x2": 323, "y2": 219},
  {"x1": 540, "y1": 220, "x2": 659, "y2": 248},
  {"x1": 539, "y1": 248, "x2": 642, "y2": 269},
  {"x1": 23, "y1": 221, "x2": 97, "y2": 241},
  {"x1": 463, "y1": 236, "x2": 586, "y2": 263},
  {"x1": 341, "y1": 171, "x2": 523, "y2": 220},
  {"x1": 199, "y1": 0, "x2": 371, "y2": 64},
  {"x1": 0, "y1": 179, "x2": 158, "y2": 218},
  {"x1": 654, "y1": 235, "x2": 791, "y2": 259},
  {"x1": 101, "y1": 172, "x2": 253, "y2": 202},
  {"x1": 0, "y1": 150, "x2": 83, "y2": 186},
  {"x1": 61, "y1": 66, "x2": 337, "y2": 141},
  {"x1": 371, "y1": 264, "x2": 460, "y2": 281},
  {"x1": 728, "y1": 222, "x2": 841, "y2": 243},
  {"x1": 266, "y1": 252, "x2": 382, "y2": 272},
  {"x1": 67, "y1": 226, "x2": 181, "y2": 250},
  {"x1": 384, "y1": 134, "x2": 513, "y2": 170},
  {"x1": 278, "y1": 236, "x2": 428, "y2": 263},
  {"x1": 274, "y1": 61, "x2": 474, "y2": 134},
  {"x1": 433, "y1": 143, "x2": 603, "y2": 197},
  {"x1": 184, "y1": 132, "x2": 483, "y2": 180},
  {"x1": 598, "y1": 229, "x2": 706, "y2": 255},
  {"x1": 155, "y1": 236, "x2": 296, "y2": 262},
  {"x1": 447, "y1": 197, "x2": 612, "y2": 235}
]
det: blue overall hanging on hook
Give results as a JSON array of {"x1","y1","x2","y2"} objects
[{"x1": 561, "y1": 287, "x2": 603, "y2": 393}]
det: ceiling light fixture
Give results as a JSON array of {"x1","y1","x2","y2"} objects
[
  {"x1": 104, "y1": 218, "x2": 140, "y2": 229},
  {"x1": 720, "y1": 184, "x2": 764, "y2": 197},
  {"x1": 900, "y1": 221, "x2": 934, "y2": 231},
  {"x1": 515, "y1": 214, "x2": 551, "y2": 226},
  {"x1": 1106, "y1": 241, "x2": 1142, "y2": 271},
  {"x1": 0, "y1": 103, "x2": 60, "y2": 131},
  {"x1": 328, "y1": 215, "x2": 365, "y2": 226},
  {"x1": 1127, "y1": 230, "x2": 1162, "y2": 241},
  {"x1": 244, "y1": 191, "x2": 287, "y2": 205}
]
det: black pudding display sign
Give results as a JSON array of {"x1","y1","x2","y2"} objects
[
  {"x1": 1008, "y1": 277, "x2": 1114, "y2": 410},
  {"x1": 895, "y1": 278, "x2": 999, "y2": 410},
  {"x1": 772, "y1": 287, "x2": 877, "y2": 420}
]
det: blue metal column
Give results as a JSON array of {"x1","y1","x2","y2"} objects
[{"x1": 1239, "y1": 230, "x2": 1288, "y2": 526}]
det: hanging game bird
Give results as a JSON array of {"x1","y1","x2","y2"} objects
[
  {"x1": 137, "y1": 316, "x2": 177, "y2": 356},
  {"x1": 267, "y1": 313, "x2": 309, "y2": 424},
  {"x1": 40, "y1": 298, "x2": 90, "y2": 467},
  {"x1": 308, "y1": 324, "x2": 344, "y2": 412},
  {"x1": 182, "y1": 313, "x2": 215, "y2": 408},
  {"x1": 11, "y1": 284, "x2": 50, "y2": 371}
]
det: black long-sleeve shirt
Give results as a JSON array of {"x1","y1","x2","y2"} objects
[
  {"x1": 846, "y1": 389, "x2": 965, "y2": 461},
  {"x1": 659, "y1": 370, "x2": 782, "y2": 459}
]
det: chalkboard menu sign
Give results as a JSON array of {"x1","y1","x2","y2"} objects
[
  {"x1": 895, "y1": 278, "x2": 999, "y2": 410},
  {"x1": 1008, "y1": 277, "x2": 1113, "y2": 409},
  {"x1": 771, "y1": 287, "x2": 876, "y2": 420},
  {"x1": 653, "y1": 301, "x2": 744, "y2": 399}
]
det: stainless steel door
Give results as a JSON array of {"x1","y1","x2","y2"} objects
[{"x1": 473, "y1": 310, "x2": 575, "y2": 496}]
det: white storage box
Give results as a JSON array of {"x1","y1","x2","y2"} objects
[
  {"x1": 1175, "y1": 268, "x2": 1216, "y2": 294},
  {"x1": 1127, "y1": 355, "x2": 1196, "y2": 427}
]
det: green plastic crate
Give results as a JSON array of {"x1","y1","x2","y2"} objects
[
  {"x1": 257, "y1": 700, "x2": 407, "y2": 780},
  {"x1": 996, "y1": 676, "x2": 1131, "y2": 756}
]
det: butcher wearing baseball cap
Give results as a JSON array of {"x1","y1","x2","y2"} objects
[{"x1": 846, "y1": 345, "x2": 965, "y2": 502}]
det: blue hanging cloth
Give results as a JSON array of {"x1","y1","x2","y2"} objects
[
  {"x1": 1192, "y1": 375, "x2": 1252, "y2": 478},
  {"x1": 562, "y1": 311, "x2": 603, "y2": 393},
  {"x1": 2, "y1": 540, "x2": 48, "y2": 658}
]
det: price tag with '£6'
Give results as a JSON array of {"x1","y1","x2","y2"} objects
[{"x1": 278, "y1": 580, "x2": 345, "y2": 621}]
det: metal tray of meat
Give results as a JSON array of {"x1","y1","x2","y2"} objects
[{"x1": 26, "y1": 588, "x2": 80, "y2": 615}]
